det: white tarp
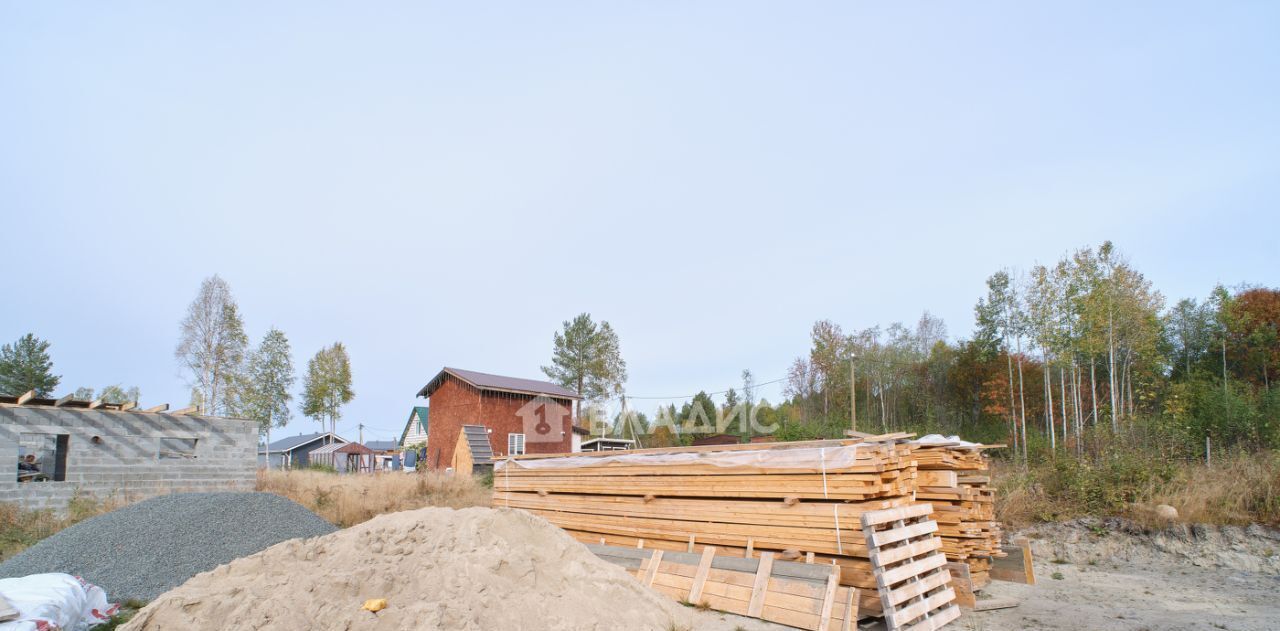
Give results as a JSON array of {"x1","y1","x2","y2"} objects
[
  {"x1": 0, "y1": 574, "x2": 115, "y2": 631},
  {"x1": 496, "y1": 443, "x2": 864, "y2": 471},
  {"x1": 913, "y1": 434, "x2": 980, "y2": 447}
]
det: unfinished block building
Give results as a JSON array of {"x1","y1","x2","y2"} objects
[{"x1": 2, "y1": 393, "x2": 257, "y2": 512}]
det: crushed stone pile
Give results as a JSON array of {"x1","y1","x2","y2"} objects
[
  {"x1": 123, "y1": 506, "x2": 695, "y2": 631},
  {"x1": 0, "y1": 492, "x2": 336, "y2": 602}
]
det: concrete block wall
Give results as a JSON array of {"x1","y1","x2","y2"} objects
[{"x1": 1, "y1": 404, "x2": 257, "y2": 513}]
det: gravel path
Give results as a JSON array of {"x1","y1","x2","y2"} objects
[{"x1": 0, "y1": 492, "x2": 335, "y2": 602}]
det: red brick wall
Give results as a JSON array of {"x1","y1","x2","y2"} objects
[{"x1": 424, "y1": 374, "x2": 574, "y2": 471}]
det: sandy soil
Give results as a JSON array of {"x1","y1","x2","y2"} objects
[
  {"x1": 695, "y1": 519, "x2": 1280, "y2": 631},
  {"x1": 958, "y1": 519, "x2": 1280, "y2": 631}
]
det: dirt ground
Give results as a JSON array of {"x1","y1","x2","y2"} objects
[
  {"x1": 960, "y1": 519, "x2": 1280, "y2": 631},
  {"x1": 691, "y1": 519, "x2": 1280, "y2": 631}
]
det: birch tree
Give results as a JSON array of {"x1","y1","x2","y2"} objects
[
  {"x1": 302, "y1": 342, "x2": 354, "y2": 440},
  {"x1": 175, "y1": 275, "x2": 248, "y2": 416},
  {"x1": 237, "y1": 328, "x2": 296, "y2": 458}
]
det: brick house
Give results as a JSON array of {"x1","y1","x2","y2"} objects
[{"x1": 415, "y1": 367, "x2": 584, "y2": 471}]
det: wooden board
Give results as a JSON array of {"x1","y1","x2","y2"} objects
[
  {"x1": 594, "y1": 543, "x2": 861, "y2": 630},
  {"x1": 945, "y1": 562, "x2": 975, "y2": 608},
  {"x1": 989, "y1": 540, "x2": 1035, "y2": 585}
]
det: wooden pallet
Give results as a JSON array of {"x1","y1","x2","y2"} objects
[
  {"x1": 861, "y1": 504, "x2": 961, "y2": 631},
  {"x1": 592, "y1": 544, "x2": 859, "y2": 631}
]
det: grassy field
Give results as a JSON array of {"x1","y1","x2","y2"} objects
[{"x1": 255, "y1": 469, "x2": 491, "y2": 527}]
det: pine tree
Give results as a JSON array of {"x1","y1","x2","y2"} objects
[
  {"x1": 541, "y1": 313, "x2": 627, "y2": 421},
  {"x1": 0, "y1": 333, "x2": 61, "y2": 397}
]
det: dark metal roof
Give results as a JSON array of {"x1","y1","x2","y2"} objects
[
  {"x1": 416, "y1": 367, "x2": 581, "y2": 400},
  {"x1": 262, "y1": 432, "x2": 347, "y2": 452},
  {"x1": 336, "y1": 442, "x2": 375, "y2": 455},
  {"x1": 364, "y1": 440, "x2": 398, "y2": 451}
]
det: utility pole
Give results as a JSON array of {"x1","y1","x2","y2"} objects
[
  {"x1": 619, "y1": 395, "x2": 627, "y2": 440},
  {"x1": 850, "y1": 356, "x2": 857, "y2": 434},
  {"x1": 359, "y1": 423, "x2": 364, "y2": 445}
]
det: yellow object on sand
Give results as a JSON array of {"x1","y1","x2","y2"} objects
[{"x1": 362, "y1": 599, "x2": 388, "y2": 613}]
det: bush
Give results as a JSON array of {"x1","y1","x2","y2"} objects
[{"x1": 994, "y1": 441, "x2": 1280, "y2": 527}]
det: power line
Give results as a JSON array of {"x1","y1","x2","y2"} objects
[{"x1": 623, "y1": 377, "x2": 788, "y2": 401}]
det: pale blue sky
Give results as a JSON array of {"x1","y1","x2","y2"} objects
[{"x1": 2, "y1": 2, "x2": 1277, "y2": 443}]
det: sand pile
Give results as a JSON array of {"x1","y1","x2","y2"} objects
[{"x1": 123, "y1": 506, "x2": 693, "y2": 631}]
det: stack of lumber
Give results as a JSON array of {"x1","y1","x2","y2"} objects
[
  {"x1": 493, "y1": 435, "x2": 917, "y2": 614},
  {"x1": 910, "y1": 441, "x2": 1004, "y2": 586},
  {"x1": 592, "y1": 544, "x2": 859, "y2": 631}
]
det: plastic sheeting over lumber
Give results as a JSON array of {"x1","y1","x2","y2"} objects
[{"x1": 496, "y1": 444, "x2": 866, "y2": 471}]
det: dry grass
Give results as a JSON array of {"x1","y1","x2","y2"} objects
[
  {"x1": 255, "y1": 469, "x2": 492, "y2": 527},
  {"x1": 0, "y1": 494, "x2": 118, "y2": 561},
  {"x1": 993, "y1": 449, "x2": 1280, "y2": 528},
  {"x1": 1146, "y1": 453, "x2": 1280, "y2": 525}
]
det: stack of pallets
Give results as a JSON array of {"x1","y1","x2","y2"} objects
[
  {"x1": 910, "y1": 442, "x2": 1004, "y2": 586},
  {"x1": 494, "y1": 435, "x2": 916, "y2": 613}
]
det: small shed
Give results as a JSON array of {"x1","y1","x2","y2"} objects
[
  {"x1": 259, "y1": 432, "x2": 348, "y2": 469},
  {"x1": 579, "y1": 437, "x2": 636, "y2": 452},
  {"x1": 310, "y1": 442, "x2": 376, "y2": 473},
  {"x1": 451, "y1": 425, "x2": 494, "y2": 474},
  {"x1": 364, "y1": 440, "x2": 399, "y2": 471}
]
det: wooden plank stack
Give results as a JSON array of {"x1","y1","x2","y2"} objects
[
  {"x1": 860, "y1": 503, "x2": 960, "y2": 630},
  {"x1": 910, "y1": 441, "x2": 1005, "y2": 587},
  {"x1": 591, "y1": 544, "x2": 859, "y2": 631},
  {"x1": 493, "y1": 435, "x2": 917, "y2": 614}
]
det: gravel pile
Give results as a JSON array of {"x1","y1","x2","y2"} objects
[{"x1": 0, "y1": 492, "x2": 336, "y2": 602}]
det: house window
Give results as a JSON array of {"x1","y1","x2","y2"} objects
[
  {"x1": 17, "y1": 433, "x2": 68, "y2": 482},
  {"x1": 159, "y1": 437, "x2": 199, "y2": 459},
  {"x1": 508, "y1": 433, "x2": 526, "y2": 456}
]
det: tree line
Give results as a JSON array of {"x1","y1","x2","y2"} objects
[
  {"x1": 539, "y1": 242, "x2": 1278, "y2": 459},
  {"x1": 779, "y1": 241, "x2": 1278, "y2": 458}
]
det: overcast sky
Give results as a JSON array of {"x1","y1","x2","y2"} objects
[{"x1": 2, "y1": 2, "x2": 1277, "y2": 443}]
